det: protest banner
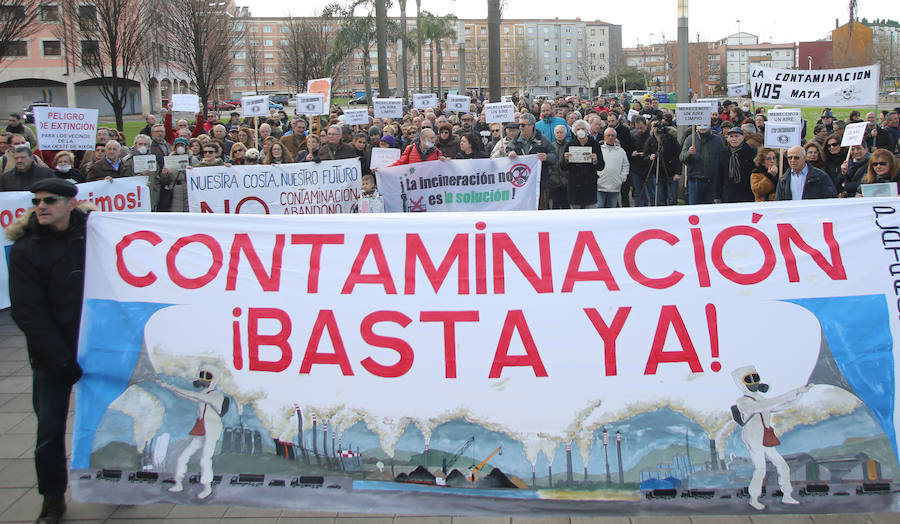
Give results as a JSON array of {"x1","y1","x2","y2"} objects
[
  {"x1": 675, "y1": 103, "x2": 711, "y2": 126},
  {"x1": 296, "y1": 94, "x2": 325, "y2": 116},
  {"x1": 764, "y1": 124, "x2": 802, "y2": 149},
  {"x1": 307, "y1": 77, "x2": 332, "y2": 108},
  {"x1": 695, "y1": 98, "x2": 719, "y2": 115},
  {"x1": 727, "y1": 83, "x2": 748, "y2": 97},
  {"x1": 241, "y1": 95, "x2": 269, "y2": 118},
  {"x1": 484, "y1": 102, "x2": 516, "y2": 123},
  {"x1": 751, "y1": 64, "x2": 880, "y2": 106},
  {"x1": 74, "y1": 198, "x2": 900, "y2": 516},
  {"x1": 343, "y1": 108, "x2": 369, "y2": 126},
  {"x1": 0, "y1": 176, "x2": 149, "y2": 308},
  {"x1": 369, "y1": 147, "x2": 401, "y2": 170},
  {"x1": 413, "y1": 93, "x2": 438, "y2": 109},
  {"x1": 164, "y1": 155, "x2": 190, "y2": 171},
  {"x1": 33, "y1": 107, "x2": 98, "y2": 151},
  {"x1": 187, "y1": 159, "x2": 361, "y2": 214},
  {"x1": 373, "y1": 98, "x2": 403, "y2": 119},
  {"x1": 171, "y1": 94, "x2": 200, "y2": 113},
  {"x1": 841, "y1": 122, "x2": 869, "y2": 147},
  {"x1": 376, "y1": 155, "x2": 540, "y2": 212},
  {"x1": 132, "y1": 155, "x2": 157, "y2": 173},
  {"x1": 447, "y1": 94, "x2": 471, "y2": 112}
]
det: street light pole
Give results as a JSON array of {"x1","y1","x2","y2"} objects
[
  {"x1": 677, "y1": 0, "x2": 689, "y2": 103},
  {"x1": 808, "y1": 55, "x2": 812, "y2": 70}
]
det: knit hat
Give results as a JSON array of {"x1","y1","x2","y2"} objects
[
  {"x1": 173, "y1": 138, "x2": 189, "y2": 148},
  {"x1": 379, "y1": 134, "x2": 396, "y2": 147}
]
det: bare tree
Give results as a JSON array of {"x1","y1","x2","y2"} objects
[
  {"x1": 58, "y1": 0, "x2": 147, "y2": 130},
  {"x1": 575, "y1": 39, "x2": 602, "y2": 95},
  {"x1": 246, "y1": 27, "x2": 261, "y2": 95},
  {"x1": 281, "y1": 15, "x2": 341, "y2": 95},
  {"x1": 513, "y1": 39, "x2": 537, "y2": 94},
  {"x1": 160, "y1": 0, "x2": 233, "y2": 117},
  {"x1": 0, "y1": 0, "x2": 41, "y2": 69}
]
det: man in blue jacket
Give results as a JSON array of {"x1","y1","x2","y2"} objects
[
  {"x1": 679, "y1": 125, "x2": 724, "y2": 205},
  {"x1": 535, "y1": 102, "x2": 570, "y2": 142}
]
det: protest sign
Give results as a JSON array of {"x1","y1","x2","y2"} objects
[
  {"x1": 296, "y1": 93, "x2": 325, "y2": 116},
  {"x1": 841, "y1": 122, "x2": 869, "y2": 147},
  {"x1": 695, "y1": 98, "x2": 719, "y2": 115},
  {"x1": 132, "y1": 155, "x2": 157, "y2": 173},
  {"x1": 675, "y1": 103, "x2": 711, "y2": 126},
  {"x1": 164, "y1": 155, "x2": 190, "y2": 171},
  {"x1": 373, "y1": 98, "x2": 403, "y2": 119},
  {"x1": 369, "y1": 147, "x2": 401, "y2": 170},
  {"x1": 241, "y1": 95, "x2": 270, "y2": 117},
  {"x1": 74, "y1": 198, "x2": 900, "y2": 516},
  {"x1": 33, "y1": 107, "x2": 98, "y2": 151},
  {"x1": 764, "y1": 123, "x2": 802, "y2": 149},
  {"x1": 447, "y1": 94, "x2": 471, "y2": 112},
  {"x1": 767, "y1": 109, "x2": 803, "y2": 125},
  {"x1": 307, "y1": 77, "x2": 333, "y2": 108},
  {"x1": 567, "y1": 146, "x2": 593, "y2": 163},
  {"x1": 187, "y1": 159, "x2": 361, "y2": 214},
  {"x1": 484, "y1": 102, "x2": 516, "y2": 123},
  {"x1": 751, "y1": 64, "x2": 880, "y2": 106},
  {"x1": 376, "y1": 155, "x2": 541, "y2": 212},
  {"x1": 727, "y1": 83, "x2": 748, "y2": 97},
  {"x1": 343, "y1": 108, "x2": 369, "y2": 126},
  {"x1": 413, "y1": 93, "x2": 438, "y2": 109},
  {"x1": 861, "y1": 183, "x2": 898, "y2": 197},
  {"x1": 171, "y1": 94, "x2": 200, "y2": 113},
  {"x1": 0, "y1": 176, "x2": 149, "y2": 308}
]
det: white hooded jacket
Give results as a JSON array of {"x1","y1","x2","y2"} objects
[{"x1": 597, "y1": 142, "x2": 630, "y2": 192}]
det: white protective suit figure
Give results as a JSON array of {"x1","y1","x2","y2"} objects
[
  {"x1": 731, "y1": 365, "x2": 811, "y2": 510},
  {"x1": 158, "y1": 365, "x2": 227, "y2": 499}
]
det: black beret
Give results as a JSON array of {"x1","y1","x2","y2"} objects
[{"x1": 30, "y1": 178, "x2": 78, "y2": 197}]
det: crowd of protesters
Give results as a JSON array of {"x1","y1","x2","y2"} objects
[{"x1": 2, "y1": 93, "x2": 899, "y2": 209}]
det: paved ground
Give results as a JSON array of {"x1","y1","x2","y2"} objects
[{"x1": 0, "y1": 309, "x2": 897, "y2": 523}]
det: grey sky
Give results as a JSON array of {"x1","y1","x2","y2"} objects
[{"x1": 242, "y1": 0, "x2": 891, "y2": 48}]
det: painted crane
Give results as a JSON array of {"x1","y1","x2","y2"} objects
[
  {"x1": 442, "y1": 436, "x2": 475, "y2": 474},
  {"x1": 469, "y1": 445, "x2": 502, "y2": 482}
]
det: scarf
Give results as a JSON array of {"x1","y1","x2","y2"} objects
[{"x1": 728, "y1": 145, "x2": 742, "y2": 184}]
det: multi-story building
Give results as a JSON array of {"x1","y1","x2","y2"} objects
[
  {"x1": 717, "y1": 33, "x2": 796, "y2": 85},
  {"x1": 623, "y1": 40, "x2": 720, "y2": 98}
]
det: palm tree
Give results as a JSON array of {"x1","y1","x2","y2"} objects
[
  {"x1": 487, "y1": 0, "x2": 501, "y2": 101},
  {"x1": 330, "y1": 14, "x2": 377, "y2": 102},
  {"x1": 429, "y1": 14, "x2": 457, "y2": 99}
]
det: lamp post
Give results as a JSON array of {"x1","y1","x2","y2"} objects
[
  {"x1": 808, "y1": 55, "x2": 812, "y2": 70},
  {"x1": 677, "y1": 0, "x2": 689, "y2": 104}
]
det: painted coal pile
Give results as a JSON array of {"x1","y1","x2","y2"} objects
[
  {"x1": 394, "y1": 472, "x2": 409, "y2": 482},
  {"x1": 406, "y1": 465, "x2": 437, "y2": 484},
  {"x1": 476, "y1": 467, "x2": 518, "y2": 488},
  {"x1": 445, "y1": 469, "x2": 471, "y2": 487}
]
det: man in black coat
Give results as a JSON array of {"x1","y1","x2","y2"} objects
[
  {"x1": 7, "y1": 178, "x2": 89, "y2": 524},
  {"x1": 715, "y1": 128, "x2": 757, "y2": 203},
  {"x1": 776, "y1": 145, "x2": 837, "y2": 200},
  {"x1": 0, "y1": 145, "x2": 53, "y2": 191},
  {"x1": 508, "y1": 112, "x2": 557, "y2": 209}
]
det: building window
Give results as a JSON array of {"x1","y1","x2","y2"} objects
[
  {"x1": 40, "y1": 4, "x2": 59, "y2": 21},
  {"x1": 232, "y1": 65, "x2": 245, "y2": 73},
  {"x1": 264, "y1": 39, "x2": 272, "y2": 46},
  {"x1": 503, "y1": 26, "x2": 509, "y2": 34},
  {"x1": 42, "y1": 40, "x2": 61, "y2": 56},
  {"x1": 2, "y1": 40, "x2": 26, "y2": 57},
  {"x1": 233, "y1": 78, "x2": 247, "y2": 87},
  {"x1": 232, "y1": 50, "x2": 246, "y2": 59},
  {"x1": 77, "y1": 5, "x2": 96, "y2": 31},
  {"x1": 263, "y1": 52, "x2": 274, "y2": 59},
  {"x1": 264, "y1": 65, "x2": 274, "y2": 73},
  {"x1": 263, "y1": 25, "x2": 272, "y2": 33},
  {"x1": 80, "y1": 40, "x2": 99, "y2": 65},
  {"x1": 249, "y1": 39, "x2": 259, "y2": 46},
  {"x1": 280, "y1": 39, "x2": 288, "y2": 46},
  {"x1": 280, "y1": 25, "x2": 289, "y2": 33}
]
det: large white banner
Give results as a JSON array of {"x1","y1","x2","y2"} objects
[
  {"x1": 187, "y1": 159, "x2": 362, "y2": 214},
  {"x1": 0, "y1": 176, "x2": 149, "y2": 309},
  {"x1": 751, "y1": 64, "x2": 880, "y2": 106},
  {"x1": 73, "y1": 199, "x2": 900, "y2": 515},
  {"x1": 376, "y1": 156, "x2": 541, "y2": 212}
]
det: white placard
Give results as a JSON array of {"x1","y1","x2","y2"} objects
[
  {"x1": 241, "y1": 95, "x2": 270, "y2": 117},
  {"x1": 484, "y1": 102, "x2": 516, "y2": 123},
  {"x1": 369, "y1": 147, "x2": 401, "y2": 170},
  {"x1": 373, "y1": 98, "x2": 403, "y2": 119},
  {"x1": 840, "y1": 121, "x2": 868, "y2": 147},
  {"x1": 171, "y1": 94, "x2": 200, "y2": 113},
  {"x1": 695, "y1": 98, "x2": 719, "y2": 115},
  {"x1": 861, "y1": 183, "x2": 899, "y2": 197},
  {"x1": 727, "y1": 84, "x2": 749, "y2": 97},
  {"x1": 413, "y1": 93, "x2": 438, "y2": 109},
  {"x1": 131, "y1": 154, "x2": 157, "y2": 173},
  {"x1": 163, "y1": 154, "x2": 190, "y2": 171},
  {"x1": 764, "y1": 123, "x2": 802, "y2": 149},
  {"x1": 296, "y1": 93, "x2": 325, "y2": 116},
  {"x1": 447, "y1": 94, "x2": 471, "y2": 113},
  {"x1": 567, "y1": 146, "x2": 593, "y2": 163},
  {"x1": 675, "y1": 103, "x2": 712, "y2": 126},
  {"x1": 33, "y1": 107, "x2": 99, "y2": 151},
  {"x1": 343, "y1": 108, "x2": 369, "y2": 126},
  {"x1": 767, "y1": 109, "x2": 803, "y2": 125},
  {"x1": 307, "y1": 77, "x2": 332, "y2": 109}
]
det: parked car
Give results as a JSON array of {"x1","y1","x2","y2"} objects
[
  {"x1": 226, "y1": 99, "x2": 242, "y2": 107},
  {"x1": 23, "y1": 102, "x2": 50, "y2": 123},
  {"x1": 349, "y1": 94, "x2": 373, "y2": 105},
  {"x1": 270, "y1": 94, "x2": 290, "y2": 105},
  {"x1": 207, "y1": 100, "x2": 237, "y2": 111}
]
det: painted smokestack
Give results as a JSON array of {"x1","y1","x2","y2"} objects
[
  {"x1": 709, "y1": 439, "x2": 718, "y2": 471},
  {"x1": 548, "y1": 465, "x2": 552, "y2": 488},
  {"x1": 532, "y1": 464, "x2": 536, "y2": 488},
  {"x1": 312, "y1": 415, "x2": 320, "y2": 465},
  {"x1": 616, "y1": 431, "x2": 624, "y2": 485},
  {"x1": 565, "y1": 443, "x2": 574, "y2": 484}
]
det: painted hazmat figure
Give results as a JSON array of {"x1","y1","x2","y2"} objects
[
  {"x1": 157, "y1": 365, "x2": 229, "y2": 499},
  {"x1": 730, "y1": 365, "x2": 811, "y2": 510}
]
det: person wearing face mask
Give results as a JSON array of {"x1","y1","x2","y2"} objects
[
  {"x1": 158, "y1": 138, "x2": 192, "y2": 212},
  {"x1": 560, "y1": 120, "x2": 605, "y2": 209},
  {"x1": 387, "y1": 128, "x2": 447, "y2": 167},
  {"x1": 51, "y1": 151, "x2": 85, "y2": 183}
]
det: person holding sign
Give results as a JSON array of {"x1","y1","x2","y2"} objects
[
  {"x1": 715, "y1": 128, "x2": 756, "y2": 204},
  {"x1": 388, "y1": 128, "x2": 445, "y2": 167},
  {"x1": 679, "y1": 125, "x2": 724, "y2": 205},
  {"x1": 836, "y1": 145, "x2": 870, "y2": 198},
  {"x1": 560, "y1": 120, "x2": 604, "y2": 209},
  {"x1": 860, "y1": 149, "x2": 900, "y2": 194},
  {"x1": 509, "y1": 113, "x2": 558, "y2": 209},
  {"x1": 775, "y1": 146, "x2": 836, "y2": 200},
  {"x1": 86, "y1": 140, "x2": 134, "y2": 182}
]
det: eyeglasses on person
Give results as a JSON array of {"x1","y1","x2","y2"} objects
[{"x1": 31, "y1": 196, "x2": 67, "y2": 206}]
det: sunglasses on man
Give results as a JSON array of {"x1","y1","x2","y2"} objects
[{"x1": 32, "y1": 196, "x2": 67, "y2": 206}]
